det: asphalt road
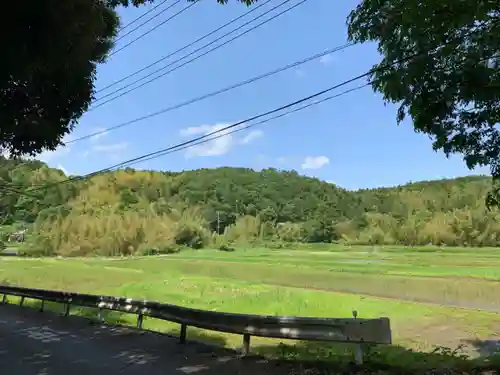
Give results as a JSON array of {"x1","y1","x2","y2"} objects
[{"x1": 0, "y1": 304, "x2": 291, "y2": 375}]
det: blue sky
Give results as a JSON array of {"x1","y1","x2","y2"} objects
[{"x1": 38, "y1": 0, "x2": 488, "y2": 190}]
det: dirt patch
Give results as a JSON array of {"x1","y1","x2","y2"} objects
[{"x1": 396, "y1": 317, "x2": 500, "y2": 356}]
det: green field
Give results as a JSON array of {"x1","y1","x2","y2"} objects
[{"x1": 1, "y1": 246, "x2": 500, "y2": 369}]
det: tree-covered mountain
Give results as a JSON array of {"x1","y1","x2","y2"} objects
[{"x1": 0, "y1": 156, "x2": 498, "y2": 256}]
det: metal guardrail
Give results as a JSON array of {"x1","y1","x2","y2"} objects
[{"x1": 0, "y1": 285, "x2": 392, "y2": 364}]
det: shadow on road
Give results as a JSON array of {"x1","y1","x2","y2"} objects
[
  {"x1": 0, "y1": 251, "x2": 18, "y2": 257},
  {"x1": 467, "y1": 339, "x2": 500, "y2": 357},
  {"x1": 2, "y1": 300, "x2": 500, "y2": 375},
  {"x1": 255, "y1": 339, "x2": 500, "y2": 375}
]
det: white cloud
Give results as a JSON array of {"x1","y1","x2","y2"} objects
[
  {"x1": 89, "y1": 127, "x2": 109, "y2": 143},
  {"x1": 37, "y1": 145, "x2": 71, "y2": 163},
  {"x1": 319, "y1": 54, "x2": 334, "y2": 65},
  {"x1": 35, "y1": 134, "x2": 74, "y2": 163},
  {"x1": 92, "y1": 142, "x2": 128, "y2": 161},
  {"x1": 57, "y1": 164, "x2": 70, "y2": 176},
  {"x1": 93, "y1": 142, "x2": 128, "y2": 152},
  {"x1": 182, "y1": 124, "x2": 233, "y2": 157},
  {"x1": 179, "y1": 125, "x2": 214, "y2": 137},
  {"x1": 80, "y1": 150, "x2": 90, "y2": 158},
  {"x1": 240, "y1": 130, "x2": 263, "y2": 144},
  {"x1": 301, "y1": 156, "x2": 330, "y2": 170},
  {"x1": 295, "y1": 69, "x2": 305, "y2": 78},
  {"x1": 179, "y1": 123, "x2": 261, "y2": 158}
]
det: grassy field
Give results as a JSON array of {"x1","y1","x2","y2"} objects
[{"x1": 1, "y1": 245, "x2": 500, "y2": 369}]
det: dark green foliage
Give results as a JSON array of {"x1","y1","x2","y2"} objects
[
  {"x1": 347, "y1": 0, "x2": 500, "y2": 178},
  {"x1": 2, "y1": 0, "x2": 257, "y2": 157},
  {"x1": 1, "y1": 0, "x2": 120, "y2": 156},
  {"x1": 218, "y1": 244, "x2": 235, "y2": 252},
  {"x1": 174, "y1": 223, "x2": 208, "y2": 249},
  {"x1": 171, "y1": 167, "x2": 361, "y2": 233},
  {"x1": 2, "y1": 157, "x2": 500, "y2": 251}
]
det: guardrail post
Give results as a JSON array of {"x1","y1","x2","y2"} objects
[
  {"x1": 1, "y1": 294, "x2": 6, "y2": 304},
  {"x1": 39, "y1": 300, "x2": 45, "y2": 312},
  {"x1": 64, "y1": 302, "x2": 71, "y2": 317},
  {"x1": 137, "y1": 313, "x2": 143, "y2": 329},
  {"x1": 352, "y1": 310, "x2": 363, "y2": 365},
  {"x1": 19, "y1": 296, "x2": 25, "y2": 307},
  {"x1": 179, "y1": 324, "x2": 187, "y2": 344},
  {"x1": 98, "y1": 307, "x2": 103, "y2": 323},
  {"x1": 242, "y1": 334, "x2": 251, "y2": 356}
]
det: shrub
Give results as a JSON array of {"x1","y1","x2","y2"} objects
[
  {"x1": 173, "y1": 222, "x2": 209, "y2": 249},
  {"x1": 218, "y1": 244, "x2": 235, "y2": 252},
  {"x1": 137, "y1": 241, "x2": 180, "y2": 256}
]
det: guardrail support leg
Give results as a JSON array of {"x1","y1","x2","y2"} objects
[
  {"x1": 19, "y1": 296, "x2": 25, "y2": 307},
  {"x1": 1, "y1": 294, "x2": 6, "y2": 304},
  {"x1": 64, "y1": 303, "x2": 71, "y2": 317},
  {"x1": 39, "y1": 300, "x2": 45, "y2": 312},
  {"x1": 352, "y1": 309, "x2": 364, "y2": 365},
  {"x1": 137, "y1": 313, "x2": 143, "y2": 329},
  {"x1": 98, "y1": 307, "x2": 103, "y2": 323},
  {"x1": 179, "y1": 324, "x2": 187, "y2": 344},
  {"x1": 242, "y1": 334, "x2": 251, "y2": 356},
  {"x1": 354, "y1": 344, "x2": 363, "y2": 365}
]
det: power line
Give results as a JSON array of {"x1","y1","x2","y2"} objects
[
  {"x1": 116, "y1": 0, "x2": 180, "y2": 42},
  {"x1": 11, "y1": 23, "x2": 499, "y2": 197},
  {"x1": 109, "y1": 0, "x2": 198, "y2": 57},
  {"x1": 24, "y1": 47, "x2": 444, "y2": 195},
  {"x1": 68, "y1": 43, "x2": 354, "y2": 144},
  {"x1": 119, "y1": 0, "x2": 170, "y2": 32},
  {"x1": 0, "y1": 183, "x2": 41, "y2": 199},
  {"x1": 97, "y1": 0, "x2": 273, "y2": 94},
  {"x1": 91, "y1": 0, "x2": 305, "y2": 109},
  {"x1": 94, "y1": 0, "x2": 297, "y2": 104},
  {"x1": 0, "y1": 82, "x2": 369, "y2": 202},
  {"x1": 130, "y1": 83, "x2": 371, "y2": 167},
  {"x1": 26, "y1": 82, "x2": 373, "y2": 194}
]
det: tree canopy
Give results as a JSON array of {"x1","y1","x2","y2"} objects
[
  {"x1": 1, "y1": 0, "x2": 256, "y2": 158},
  {"x1": 347, "y1": 1, "x2": 500, "y2": 178},
  {"x1": 1, "y1": 157, "x2": 499, "y2": 256}
]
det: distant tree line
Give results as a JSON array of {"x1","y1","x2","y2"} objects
[{"x1": 0, "y1": 156, "x2": 498, "y2": 256}]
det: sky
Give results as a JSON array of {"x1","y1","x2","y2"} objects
[{"x1": 38, "y1": 0, "x2": 489, "y2": 190}]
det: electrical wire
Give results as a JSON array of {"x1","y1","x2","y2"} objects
[
  {"x1": 109, "y1": 0, "x2": 198, "y2": 57},
  {"x1": 119, "y1": 0, "x2": 170, "y2": 32},
  {"x1": 97, "y1": 0, "x2": 273, "y2": 94},
  {"x1": 130, "y1": 83, "x2": 371, "y2": 167},
  {"x1": 116, "y1": 0, "x2": 180, "y2": 42},
  {"x1": 5, "y1": 22, "x2": 498, "y2": 198},
  {"x1": 0, "y1": 183, "x2": 41, "y2": 199},
  {"x1": 0, "y1": 82, "x2": 369, "y2": 201},
  {"x1": 23, "y1": 46, "x2": 448, "y2": 195},
  {"x1": 67, "y1": 43, "x2": 355, "y2": 144},
  {"x1": 91, "y1": 0, "x2": 305, "y2": 109}
]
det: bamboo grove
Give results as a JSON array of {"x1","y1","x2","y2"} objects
[{"x1": 0, "y1": 156, "x2": 498, "y2": 256}]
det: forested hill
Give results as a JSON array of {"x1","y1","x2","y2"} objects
[{"x1": 0, "y1": 156, "x2": 497, "y2": 256}]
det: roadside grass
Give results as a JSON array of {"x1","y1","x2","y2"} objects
[
  {"x1": 3, "y1": 273, "x2": 500, "y2": 373},
  {"x1": 164, "y1": 248, "x2": 500, "y2": 280},
  {"x1": 2, "y1": 248, "x2": 500, "y2": 312},
  {"x1": 2, "y1": 246, "x2": 500, "y2": 373},
  {"x1": 226, "y1": 244, "x2": 500, "y2": 261}
]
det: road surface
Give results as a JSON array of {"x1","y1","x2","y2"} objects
[{"x1": 0, "y1": 304, "x2": 292, "y2": 375}]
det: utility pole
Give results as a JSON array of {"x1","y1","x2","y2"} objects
[{"x1": 216, "y1": 211, "x2": 220, "y2": 234}]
